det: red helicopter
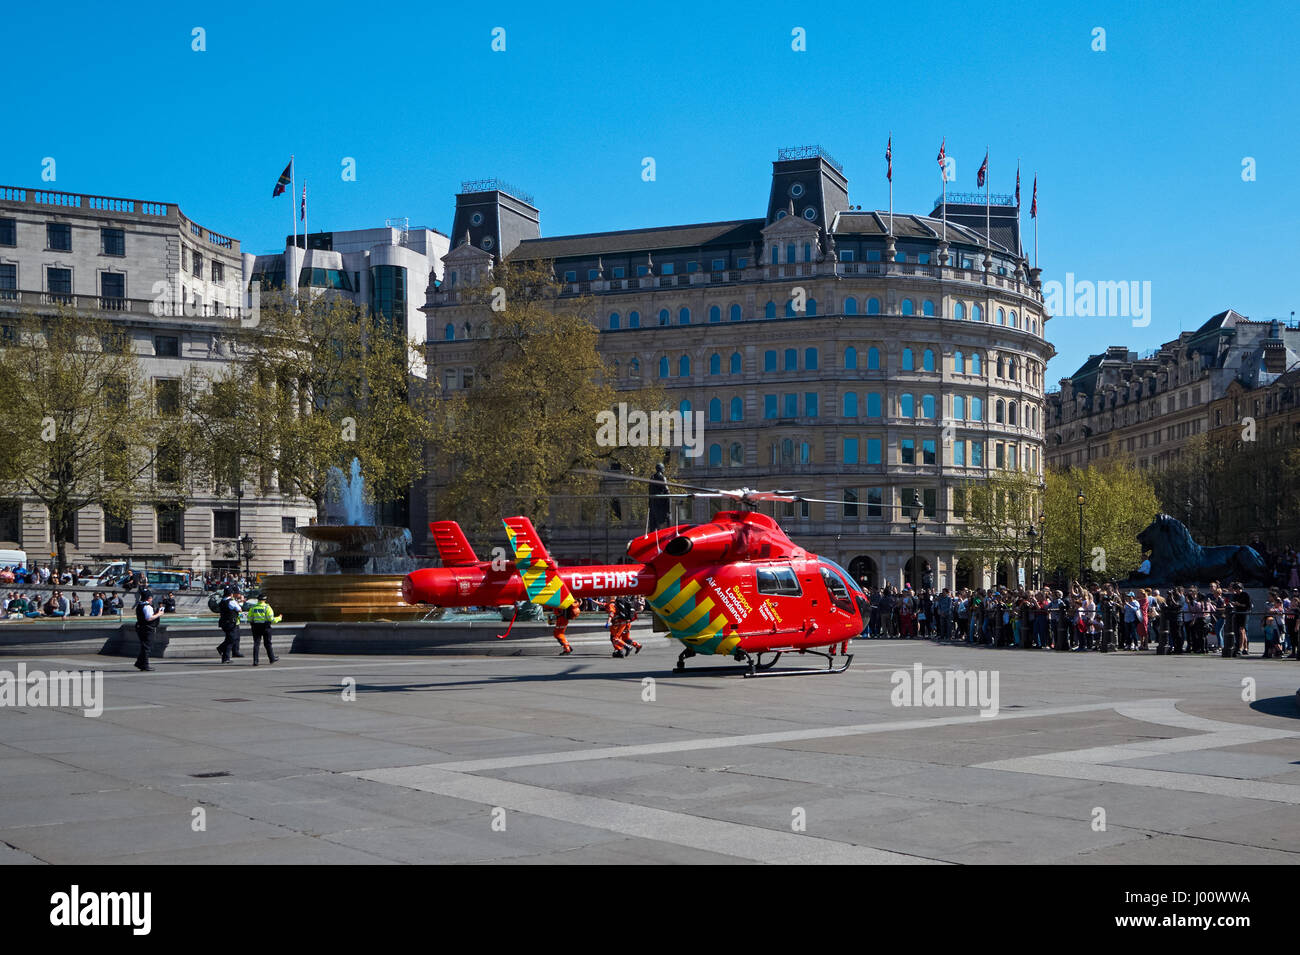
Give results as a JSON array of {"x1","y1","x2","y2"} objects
[{"x1": 402, "y1": 479, "x2": 870, "y2": 677}]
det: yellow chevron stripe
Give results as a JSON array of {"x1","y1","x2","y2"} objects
[
  {"x1": 673, "y1": 597, "x2": 714, "y2": 633},
  {"x1": 660, "y1": 579, "x2": 701, "y2": 616},
  {"x1": 651, "y1": 563, "x2": 685, "y2": 602}
]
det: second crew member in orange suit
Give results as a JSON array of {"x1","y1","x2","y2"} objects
[{"x1": 550, "y1": 603, "x2": 576, "y2": 654}]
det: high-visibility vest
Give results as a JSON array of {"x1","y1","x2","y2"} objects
[{"x1": 248, "y1": 602, "x2": 279, "y2": 624}]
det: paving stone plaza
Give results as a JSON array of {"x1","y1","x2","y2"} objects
[{"x1": 2, "y1": 637, "x2": 1295, "y2": 865}]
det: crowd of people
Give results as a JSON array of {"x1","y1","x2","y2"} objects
[
  {"x1": 3, "y1": 588, "x2": 180, "y2": 619},
  {"x1": 858, "y1": 580, "x2": 1299, "y2": 658},
  {"x1": 0, "y1": 563, "x2": 98, "y2": 587}
]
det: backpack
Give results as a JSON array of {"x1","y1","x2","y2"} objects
[{"x1": 207, "y1": 592, "x2": 223, "y2": 613}]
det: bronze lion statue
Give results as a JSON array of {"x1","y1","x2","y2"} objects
[{"x1": 1129, "y1": 514, "x2": 1269, "y2": 586}]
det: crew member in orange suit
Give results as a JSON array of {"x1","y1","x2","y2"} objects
[
  {"x1": 610, "y1": 596, "x2": 643, "y2": 658},
  {"x1": 549, "y1": 603, "x2": 576, "y2": 654}
]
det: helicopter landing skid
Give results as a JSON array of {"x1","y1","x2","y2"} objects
[{"x1": 741, "y1": 649, "x2": 854, "y2": 678}]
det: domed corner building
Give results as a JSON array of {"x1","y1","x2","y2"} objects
[{"x1": 423, "y1": 147, "x2": 1055, "y2": 591}]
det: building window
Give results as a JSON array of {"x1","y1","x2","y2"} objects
[
  {"x1": 712, "y1": 258, "x2": 726, "y2": 271},
  {"x1": 972, "y1": 304, "x2": 983, "y2": 322},
  {"x1": 764, "y1": 350, "x2": 777, "y2": 372},
  {"x1": 282, "y1": 517, "x2": 297, "y2": 534},
  {"x1": 0, "y1": 218, "x2": 15, "y2": 246},
  {"x1": 709, "y1": 398, "x2": 722, "y2": 422},
  {"x1": 47, "y1": 267, "x2": 72, "y2": 298},
  {"x1": 729, "y1": 304, "x2": 742, "y2": 322},
  {"x1": 709, "y1": 353, "x2": 721, "y2": 375},
  {"x1": 782, "y1": 393, "x2": 797, "y2": 417},
  {"x1": 971, "y1": 441, "x2": 984, "y2": 467},
  {"x1": 901, "y1": 439, "x2": 915, "y2": 464},
  {"x1": 843, "y1": 392, "x2": 858, "y2": 417},
  {"x1": 658, "y1": 309, "x2": 670, "y2": 326},
  {"x1": 954, "y1": 302, "x2": 966, "y2": 320},
  {"x1": 612, "y1": 267, "x2": 625, "y2": 278},
  {"x1": 923, "y1": 349, "x2": 935, "y2": 372},
  {"x1": 212, "y1": 261, "x2": 224, "y2": 283},
  {"x1": 708, "y1": 444, "x2": 722, "y2": 466},
  {"x1": 922, "y1": 299, "x2": 935, "y2": 316},
  {"x1": 844, "y1": 296, "x2": 858, "y2": 315},
  {"x1": 157, "y1": 507, "x2": 183, "y2": 544},
  {"x1": 283, "y1": 561, "x2": 296, "y2": 573},
  {"x1": 866, "y1": 392, "x2": 882, "y2": 417},
  {"x1": 729, "y1": 397, "x2": 743, "y2": 421},
  {"x1": 0, "y1": 500, "x2": 20, "y2": 541},
  {"x1": 921, "y1": 394, "x2": 935, "y2": 419},
  {"x1": 47, "y1": 223, "x2": 72, "y2": 251},
  {"x1": 843, "y1": 489, "x2": 859, "y2": 519},
  {"x1": 678, "y1": 356, "x2": 690, "y2": 377},
  {"x1": 213, "y1": 510, "x2": 238, "y2": 538},
  {"x1": 708, "y1": 305, "x2": 721, "y2": 323},
  {"x1": 901, "y1": 299, "x2": 914, "y2": 315},
  {"x1": 100, "y1": 272, "x2": 125, "y2": 305},
  {"x1": 866, "y1": 438, "x2": 882, "y2": 465},
  {"x1": 629, "y1": 311, "x2": 640, "y2": 328},
  {"x1": 678, "y1": 307, "x2": 690, "y2": 324},
  {"x1": 729, "y1": 352, "x2": 741, "y2": 373},
  {"x1": 923, "y1": 439, "x2": 936, "y2": 465},
  {"x1": 842, "y1": 438, "x2": 859, "y2": 465},
  {"x1": 866, "y1": 297, "x2": 881, "y2": 314},
  {"x1": 154, "y1": 335, "x2": 180, "y2": 357},
  {"x1": 866, "y1": 487, "x2": 883, "y2": 518},
  {"x1": 729, "y1": 442, "x2": 744, "y2": 467},
  {"x1": 609, "y1": 312, "x2": 620, "y2": 330},
  {"x1": 104, "y1": 513, "x2": 130, "y2": 544},
  {"x1": 953, "y1": 440, "x2": 966, "y2": 466},
  {"x1": 155, "y1": 378, "x2": 181, "y2": 414},
  {"x1": 101, "y1": 228, "x2": 125, "y2": 256},
  {"x1": 839, "y1": 250, "x2": 855, "y2": 262},
  {"x1": 784, "y1": 348, "x2": 797, "y2": 371},
  {"x1": 844, "y1": 346, "x2": 857, "y2": 369},
  {"x1": 953, "y1": 394, "x2": 966, "y2": 419},
  {"x1": 902, "y1": 348, "x2": 914, "y2": 371},
  {"x1": 662, "y1": 263, "x2": 675, "y2": 275},
  {"x1": 658, "y1": 357, "x2": 669, "y2": 378},
  {"x1": 192, "y1": 251, "x2": 203, "y2": 278},
  {"x1": 804, "y1": 393, "x2": 818, "y2": 417},
  {"x1": 867, "y1": 347, "x2": 880, "y2": 370},
  {"x1": 564, "y1": 270, "x2": 577, "y2": 282}
]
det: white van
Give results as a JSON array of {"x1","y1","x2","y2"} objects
[{"x1": 0, "y1": 549, "x2": 27, "y2": 570}]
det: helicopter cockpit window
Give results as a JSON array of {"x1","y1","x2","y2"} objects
[
  {"x1": 820, "y1": 558, "x2": 865, "y2": 595},
  {"x1": 819, "y1": 565, "x2": 854, "y2": 613},
  {"x1": 756, "y1": 565, "x2": 801, "y2": 596}
]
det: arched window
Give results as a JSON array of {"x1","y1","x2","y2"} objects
[
  {"x1": 922, "y1": 299, "x2": 935, "y2": 316},
  {"x1": 630, "y1": 357, "x2": 640, "y2": 374},
  {"x1": 953, "y1": 350, "x2": 965, "y2": 373},
  {"x1": 953, "y1": 394, "x2": 966, "y2": 419},
  {"x1": 971, "y1": 396, "x2": 983, "y2": 420},
  {"x1": 729, "y1": 304, "x2": 742, "y2": 322},
  {"x1": 803, "y1": 242, "x2": 812, "y2": 262},
  {"x1": 866, "y1": 392, "x2": 882, "y2": 417},
  {"x1": 679, "y1": 307, "x2": 691, "y2": 325},
  {"x1": 786, "y1": 243, "x2": 796, "y2": 264},
  {"x1": 709, "y1": 443, "x2": 722, "y2": 467},
  {"x1": 1008, "y1": 402, "x2": 1018, "y2": 426},
  {"x1": 729, "y1": 441, "x2": 744, "y2": 466},
  {"x1": 806, "y1": 299, "x2": 817, "y2": 316},
  {"x1": 1009, "y1": 310, "x2": 1018, "y2": 328},
  {"x1": 1008, "y1": 358, "x2": 1018, "y2": 380},
  {"x1": 658, "y1": 357, "x2": 670, "y2": 378},
  {"x1": 444, "y1": 323, "x2": 455, "y2": 341},
  {"x1": 922, "y1": 394, "x2": 935, "y2": 419},
  {"x1": 997, "y1": 308, "x2": 1006, "y2": 325},
  {"x1": 658, "y1": 309, "x2": 670, "y2": 326},
  {"x1": 629, "y1": 310, "x2": 640, "y2": 328},
  {"x1": 679, "y1": 399, "x2": 692, "y2": 416},
  {"x1": 708, "y1": 305, "x2": 721, "y2": 323},
  {"x1": 771, "y1": 246, "x2": 779, "y2": 265},
  {"x1": 709, "y1": 398, "x2": 722, "y2": 422},
  {"x1": 866, "y1": 297, "x2": 881, "y2": 315},
  {"x1": 900, "y1": 393, "x2": 915, "y2": 417},
  {"x1": 805, "y1": 347, "x2": 819, "y2": 370},
  {"x1": 784, "y1": 348, "x2": 797, "y2": 371},
  {"x1": 729, "y1": 397, "x2": 743, "y2": 421},
  {"x1": 799, "y1": 441, "x2": 811, "y2": 464},
  {"x1": 972, "y1": 304, "x2": 983, "y2": 323},
  {"x1": 781, "y1": 438, "x2": 794, "y2": 465},
  {"x1": 844, "y1": 296, "x2": 858, "y2": 315},
  {"x1": 997, "y1": 357, "x2": 1006, "y2": 378},
  {"x1": 764, "y1": 350, "x2": 777, "y2": 372},
  {"x1": 867, "y1": 347, "x2": 881, "y2": 370},
  {"x1": 954, "y1": 302, "x2": 966, "y2": 320},
  {"x1": 902, "y1": 348, "x2": 914, "y2": 371},
  {"x1": 923, "y1": 349, "x2": 935, "y2": 372},
  {"x1": 972, "y1": 353, "x2": 982, "y2": 375},
  {"x1": 765, "y1": 301, "x2": 776, "y2": 319},
  {"x1": 785, "y1": 300, "x2": 797, "y2": 317},
  {"x1": 729, "y1": 352, "x2": 742, "y2": 374},
  {"x1": 609, "y1": 312, "x2": 620, "y2": 330},
  {"x1": 844, "y1": 345, "x2": 858, "y2": 370},
  {"x1": 678, "y1": 355, "x2": 691, "y2": 377},
  {"x1": 996, "y1": 399, "x2": 1005, "y2": 423},
  {"x1": 708, "y1": 353, "x2": 721, "y2": 375},
  {"x1": 843, "y1": 392, "x2": 858, "y2": 417},
  {"x1": 901, "y1": 298, "x2": 915, "y2": 315}
]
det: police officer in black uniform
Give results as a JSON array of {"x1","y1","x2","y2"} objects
[
  {"x1": 134, "y1": 590, "x2": 164, "y2": 671},
  {"x1": 215, "y1": 587, "x2": 244, "y2": 663}
]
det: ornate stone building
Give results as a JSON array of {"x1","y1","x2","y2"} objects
[
  {"x1": 1046, "y1": 310, "x2": 1300, "y2": 472},
  {"x1": 423, "y1": 148, "x2": 1054, "y2": 590}
]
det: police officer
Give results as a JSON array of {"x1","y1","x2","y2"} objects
[
  {"x1": 134, "y1": 590, "x2": 165, "y2": 672},
  {"x1": 215, "y1": 587, "x2": 244, "y2": 663},
  {"x1": 246, "y1": 591, "x2": 281, "y2": 666}
]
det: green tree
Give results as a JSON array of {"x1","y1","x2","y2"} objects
[
  {"x1": 1044, "y1": 459, "x2": 1159, "y2": 583},
  {"x1": 953, "y1": 471, "x2": 1044, "y2": 583},
  {"x1": 427, "y1": 261, "x2": 667, "y2": 539},
  {"x1": 185, "y1": 290, "x2": 434, "y2": 520},
  {"x1": 0, "y1": 309, "x2": 185, "y2": 571}
]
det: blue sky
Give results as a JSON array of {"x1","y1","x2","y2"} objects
[{"x1": 6, "y1": 0, "x2": 1297, "y2": 381}]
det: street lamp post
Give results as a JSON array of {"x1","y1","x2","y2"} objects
[
  {"x1": 907, "y1": 490, "x2": 922, "y2": 589},
  {"x1": 239, "y1": 534, "x2": 254, "y2": 586},
  {"x1": 1038, "y1": 512, "x2": 1047, "y2": 588},
  {"x1": 1027, "y1": 525, "x2": 1038, "y2": 589},
  {"x1": 1076, "y1": 492, "x2": 1086, "y2": 583}
]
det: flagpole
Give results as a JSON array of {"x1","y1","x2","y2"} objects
[
  {"x1": 888, "y1": 132, "x2": 894, "y2": 236},
  {"x1": 1034, "y1": 180, "x2": 1039, "y2": 269},
  {"x1": 985, "y1": 146, "x2": 991, "y2": 245},
  {"x1": 289, "y1": 155, "x2": 297, "y2": 297}
]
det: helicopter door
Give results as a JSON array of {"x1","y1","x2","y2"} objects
[{"x1": 752, "y1": 564, "x2": 804, "y2": 636}]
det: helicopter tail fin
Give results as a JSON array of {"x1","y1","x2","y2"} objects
[
  {"x1": 502, "y1": 516, "x2": 576, "y2": 612},
  {"x1": 429, "y1": 521, "x2": 479, "y2": 567}
]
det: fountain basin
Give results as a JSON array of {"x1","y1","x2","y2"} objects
[{"x1": 262, "y1": 574, "x2": 427, "y2": 622}]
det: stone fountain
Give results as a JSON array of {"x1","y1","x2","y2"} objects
[{"x1": 262, "y1": 461, "x2": 428, "y2": 622}]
